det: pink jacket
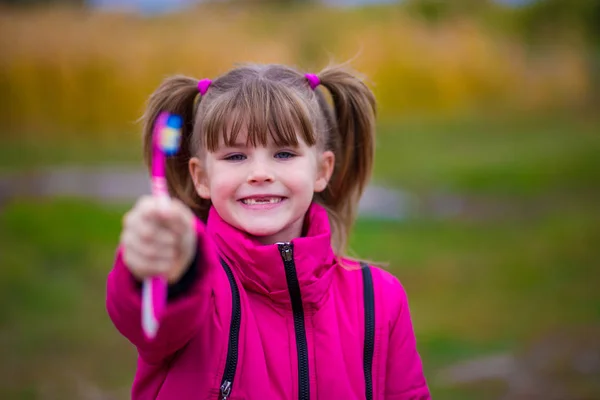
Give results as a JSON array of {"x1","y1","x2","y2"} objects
[{"x1": 107, "y1": 203, "x2": 430, "y2": 399}]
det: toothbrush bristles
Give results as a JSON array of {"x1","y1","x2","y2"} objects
[{"x1": 158, "y1": 114, "x2": 182, "y2": 156}]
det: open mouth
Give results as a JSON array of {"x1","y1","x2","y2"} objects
[{"x1": 240, "y1": 197, "x2": 285, "y2": 206}]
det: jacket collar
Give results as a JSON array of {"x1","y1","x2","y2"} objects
[{"x1": 206, "y1": 203, "x2": 336, "y2": 306}]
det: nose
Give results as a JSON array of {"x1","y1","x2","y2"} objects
[{"x1": 247, "y1": 160, "x2": 274, "y2": 184}]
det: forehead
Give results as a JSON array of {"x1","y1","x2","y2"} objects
[{"x1": 199, "y1": 81, "x2": 318, "y2": 152}]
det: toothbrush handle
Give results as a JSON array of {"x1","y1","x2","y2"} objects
[
  {"x1": 142, "y1": 275, "x2": 167, "y2": 339},
  {"x1": 142, "y1": 177, "x2": 170, "y2": 339}
]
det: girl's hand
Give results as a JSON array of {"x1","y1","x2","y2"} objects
[{"x1": 120, "y1": 196, "x2": 197, "y2": 284}]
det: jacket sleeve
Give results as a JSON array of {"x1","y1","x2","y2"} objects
[
  {"x1": 385, "y1": 278, "x2": 431, "y2": 399},
  {"x1": 106, "y1": 218, "x2": 220, "y2": 365}
]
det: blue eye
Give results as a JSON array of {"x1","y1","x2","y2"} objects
[
  {"x1": 275, "y1": 151, "x2": 295, "y2": 159},
  {"x1": 225, "y1": 153, "x2": 246, "y2": 161}
]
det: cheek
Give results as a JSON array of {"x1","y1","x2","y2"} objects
[
  {"x1": 209, "y1": 167, "x2": 241, "y2": 198},
  {"x1": 210, "y1": 176, "x2": 232, "y2": 196},
  {"x1": 287, "y1": 164, "x2": 318, "y2": 191}
]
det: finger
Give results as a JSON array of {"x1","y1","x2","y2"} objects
[
  {"x1": 130, "y1": 239, "x2": 177, "y2": 263},
  {"x1": 152, "y1": 228, "x2": 178, "y2": 247},
  {"x1": 122, "y1": 210, "x2": 132, "y2": 228},
  {"x1": 123, "y1": 196, "x2": 153, "y2": 230},
  {"x1": 134, "y1": 218, "x2": 178, "y2": 247},
  {"x1": 124, "y1": 247, "x2": 171, "y2": 279},
  {"x1": 123, "y1": 221, "x2": 175, "y2": 259},
  {"x1": 120, "y1": 227, "x2": 130, "y2": 247},
  {"x1": 134, "y1": 219, "x2": 159, "y2": 243},
  {"x1": 150, "y1": 199, "x2": 177, "y2": 222},
  {"x1": 140, "y1": 228, "x2": 178, "y2": 250},
  {"x1": 160, "y1": 201, "x2": 194, "y2": 236},
  {"x1": 138, "y1": 196, "x2": 169, "y2": 223},
  {"x1": 136, "y1": 195, "x2": 155, "y2": 210},
  {"x1": 122, "y1": 247, "x2": 147, "y2": 279}
]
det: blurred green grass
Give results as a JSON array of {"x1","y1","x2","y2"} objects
[
  {"x1": 0, "y1": 200, "x2": 134, "y2": 399},
  {"x1": 1, "y1": 115, "x2": 599, "y2": 398},
  {"x1": 1, "y1": 197, "x2": 598, "y2": 398},
  {"x1": 374, "y1": 114, "x2": 600, "y2": 195}
]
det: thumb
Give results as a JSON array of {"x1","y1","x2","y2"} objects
[{"x1": 160, "y1": 199, "x2": 195, "y2": 238}]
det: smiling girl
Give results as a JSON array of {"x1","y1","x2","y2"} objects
[{"x1": 107, "y1": 64, "x2": 430, "y2": 399}]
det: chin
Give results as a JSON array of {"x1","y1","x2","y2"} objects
[{"x1": 243, "y1": 224, "x2": 283, "y2": 238}]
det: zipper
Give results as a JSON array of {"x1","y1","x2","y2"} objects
[
  {"x1": 277, "y1": 242, "x2": 310, "y2": 400},
  {"x1": 219, "y1": 259, "x2": 241, "y2": 400},
  {"x1": 361, "y1": 263, "x2": 375, "y2": 400}
]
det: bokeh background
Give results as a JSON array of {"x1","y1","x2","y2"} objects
[{"x1": 1, "y1": 0, "x2": 599, "y2": 399}]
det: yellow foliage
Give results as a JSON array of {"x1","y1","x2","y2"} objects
[{"x1": 0, "y1": 5, "x2": 590, "y2": 136}]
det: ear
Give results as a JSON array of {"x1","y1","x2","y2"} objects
[
  {"x1": 189, "y1": 157, "x2": 211, "y2": 199},
  {"x1": 314, "y1": 150, "x2": 335, "y2": 193}
]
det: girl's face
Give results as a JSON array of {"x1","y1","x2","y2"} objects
[{"x1": 190, "y1": 128, "x2": 334, "y2": 245}]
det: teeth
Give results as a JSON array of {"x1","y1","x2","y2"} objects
[{"x1": 242, "y1": 198, "x2": 282, "y2": 205}]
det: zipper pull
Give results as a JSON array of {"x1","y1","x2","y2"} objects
[
  {"x1": 220, "y1": 380, "x2": 232, "y2": 400},
  {"x1": 277, "y1": 242, "x2": 293, "y2": 262}
]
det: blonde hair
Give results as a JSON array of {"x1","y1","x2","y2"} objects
[{"x1": 141, "y1": 64, "x2": 376, "y2": 257}]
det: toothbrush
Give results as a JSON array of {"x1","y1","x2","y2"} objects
[{"x1": 142, "y1": 111, "x2": 183, "y2": 340}]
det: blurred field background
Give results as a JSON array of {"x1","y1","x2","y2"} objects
[{"x1": 1, "y1": 0, "x2": 599, "y2": 399}]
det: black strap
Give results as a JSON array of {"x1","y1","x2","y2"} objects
[{"x1": 361, "y1": 262, "x2": 375, "y2": 400}]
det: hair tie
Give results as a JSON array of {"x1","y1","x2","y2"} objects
[
  {"x1": 197, "y1": 79, "x2": 212, "y2": 96},
  {"x1": 305, "y1": 73, "x2": 320, "y2": 90}
]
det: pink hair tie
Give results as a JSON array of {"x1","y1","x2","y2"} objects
[
  {"x1": 197, "y1": 78, "x2": 212, "y2": 96},
  {"x1": 305, "y1": 73, "x2": 320, "y2": 90}
]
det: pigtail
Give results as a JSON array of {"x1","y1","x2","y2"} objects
[
  {"x1": 315, "y1": 66, "x2": 377, "y2": 255},
  {"x1": 141, "y1": 75, "x2": 206, "y2": 216}
]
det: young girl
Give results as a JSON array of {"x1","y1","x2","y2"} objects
[{"x1": 107, "y1": 64, "x2": 430, "y2": 399}]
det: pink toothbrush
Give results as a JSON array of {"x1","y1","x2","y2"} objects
[{"x1": 142, "y1": 111, "x2": 183, "y2": 339}]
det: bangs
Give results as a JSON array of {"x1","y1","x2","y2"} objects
[{"x1": 202, "y1": 80, "x2": 317, "y2": 152}]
